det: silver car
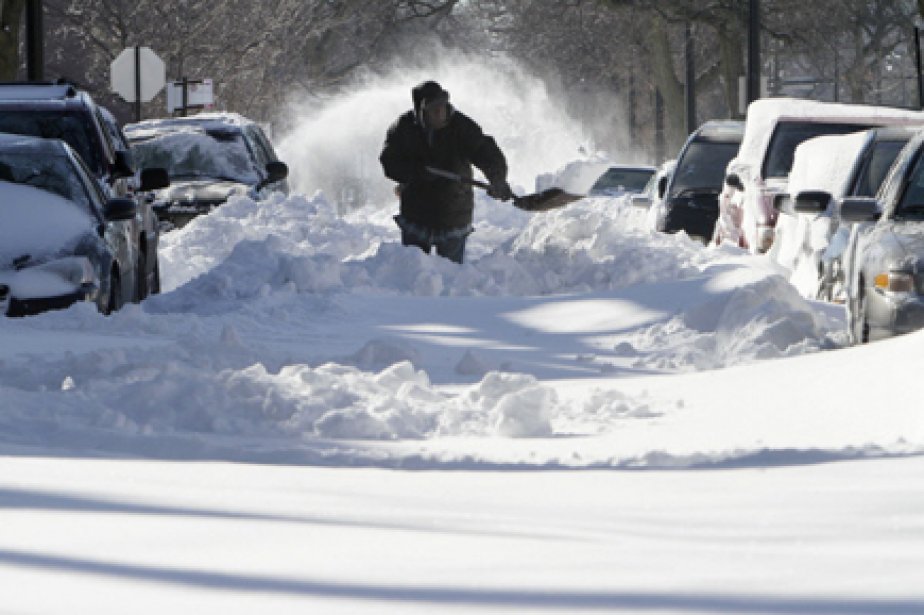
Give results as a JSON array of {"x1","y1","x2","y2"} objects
[{"x1": 841, "y1": 128, "x2": 924, "y2": 343}]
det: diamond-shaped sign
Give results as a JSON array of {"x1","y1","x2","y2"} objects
[{"x1": 111, "y1": 47, "x2": 165, "y2": 103}]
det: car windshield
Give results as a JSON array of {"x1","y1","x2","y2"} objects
[
  {"x1": 851, "y1": 139, "x2": 906, "y2": 198},
  {"x1": 763, "y1": 121, "x2": 874, "y2": 179},
  {"x1": 0, "y1": 151, "x2": 92, "y2": 214},
  {"x1": 670, "y1": 139, "x2": 740, "y2": 197},
  {"x1": 129, "y1": 129, "x2": 260, "y2": 184},
  {"x1": 895, "y1": 150, "x2": 924, "y2": 218},
  {"x1": 0, "y1": 111, "x2": 101, "y2": 175},
  {"x1": 591, "y1": 168, "x2": 654, "y2": 194}
]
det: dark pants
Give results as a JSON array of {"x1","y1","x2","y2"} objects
[{"x1": 395, "y1": 216, "x2": 471, "y2": 264}]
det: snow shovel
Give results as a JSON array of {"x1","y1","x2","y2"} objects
[{"x1": 424, "y1": 166, "x2": 582, "y2": 212}]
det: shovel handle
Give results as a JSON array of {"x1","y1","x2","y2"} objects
[{"x1": 424, "y1": 166, "x2": 492, "y2": 190}]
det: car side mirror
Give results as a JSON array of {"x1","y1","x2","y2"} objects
[
  {"x1": 773, "y1": 193, "x2": 791, "y2": 214},
  {"x1": 794, "y1": 190, "x2": 832, "y2": 215},
  {"x1": 140, "y1": 167, "x2": 170, "y2": 191},
  {"x1": 657, "y1": 176, "x2": 667, "y2": 199},
  {"x1": 839, "y1": 197, "x2": 881, "y2": 224},
  {"x1": 104, "y1": 197, "x2": 138, "y2": 221},
  {"x1": 112, "y1": 150, "x2": 134, "y2": 179},
  {"x1": 725, "y1": 173, "x2": 744, "y2": 191},
  {"x1": 631, "y1": 194, "x2": 652, "y2": 208},
  {"x1": 257, "y1": 161, "x2": 288, "y2": 191}
]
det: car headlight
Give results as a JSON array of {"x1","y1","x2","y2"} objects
[
  {"x1": 874, "y1": 271, "x2": 915, "y2": 294},
  {"x1": 32, "y1": 256, "x2": 97, "y2": 287}
]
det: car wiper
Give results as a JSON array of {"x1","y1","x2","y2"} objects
[{"x1": 674, "y1": 187, "x2": 720, "y2": 197}]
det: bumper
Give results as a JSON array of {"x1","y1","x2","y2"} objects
[
  {"x1": 866, "y1": 290, "x2": 924, "y2": 341},
  {"x1": 661, "y1": 206, "x2": 719, "y2": 241},
  {"x1": 5, "y1": 283, "x2": 98, "y2": 317}
]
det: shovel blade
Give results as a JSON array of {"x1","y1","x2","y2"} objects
[{"x1": 513, "y1": 188, "x2": 583, "y2": 212}]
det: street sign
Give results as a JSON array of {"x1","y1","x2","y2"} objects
[
  {"x1": 166, "y1": 78, "x2": 214, "y2": 114},
  {"x1": 111, "y1": 46, "x2": 165, "y2": 103}
]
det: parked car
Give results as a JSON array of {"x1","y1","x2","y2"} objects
[
  {"x1": 0, "y1": 134, "x2": 139, "y2": 316},
  {"x1": 840, "y1": 128, "x2": 924, "y2": 343},
  {"x1": 99, "y1": 105, "x2": 166, "y2": 297},
  {"x1": 0, "y1": 81, "x2": 168, "y2": 300},
  {"x1": 630, "y1": 159, "x2": 675, "y2": 232},
  {"x1": 769, "y1": 126, "x2": 918, "y2": 301},
  {"x1": 635, "y1": 120, "x2": 743, "y2": 243},
  {"x1": 125, "y1": 113, "x2": 289, "y2": 229},
  {"x1": 712, "y1": 98, "x2": 924, "y2": 253},
  {"x1": 588, "y1": 164, "x2": 656, "y2": 197}
]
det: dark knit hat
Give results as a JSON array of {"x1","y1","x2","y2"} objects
[{"x1": 412, "y1": 80, "x2": 450, "y2": 114}]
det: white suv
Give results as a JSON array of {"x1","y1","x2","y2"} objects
[{"x1": 712, "y1": 98, "x2": 924, "y2": 253}]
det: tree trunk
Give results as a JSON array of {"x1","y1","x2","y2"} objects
[
  {"x1": 648, "y1": 16, "x2": 685, "y2": 151},
  {"x1": 717, "y1": 23, "x2": 745, "y2": 118},
  {"x1": 0, "y1": 0, "x2": 26, "y2": 80}
]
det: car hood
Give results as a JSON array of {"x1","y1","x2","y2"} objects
[
  {"x1": 155, "y1": 179, "x2": 251, "y2": 203},
  {"x1": 890, "y1": 224, "x2": 924, "y2": 262},
  {"x1": 0, "y1": 182, "x2": 92, "y2": 267}
]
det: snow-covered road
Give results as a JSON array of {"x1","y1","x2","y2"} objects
[{"x1": 2, "y1": 186, "x2": 923, "y2": 613}]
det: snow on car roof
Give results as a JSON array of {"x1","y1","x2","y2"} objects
[
  {"x1": 0, "y1": 83, "x2": 78, "y2": 101},
  {"x1": 786, "y1": 131, "x2": 870, "y2": 198},
  {"x1": 737, "y1": 98, "x2": 924, "y2": 169},
  {"x1": 695, "y1": 120, "x2": 744, "y2": 141},
  {"x1": 125, "y1": 112, "x2": 256, "y2": 138}
]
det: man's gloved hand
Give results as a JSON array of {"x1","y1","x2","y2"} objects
[{"x1": 488, "y1": 180, "x2": 514, "y2": 202}]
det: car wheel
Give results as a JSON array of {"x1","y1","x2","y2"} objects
[
  {"x1": 851, "y1": 283, "x2": 870, "y2": 345},
  {"x1": 106, "y1": 269, "x2": 123, "y2": 315},
  {"x1": 135, "y1": 251, "x2": 147, "y2": 302},
  {"x1": 151, "y1": 258, "x2": 161, "y2": 295}
]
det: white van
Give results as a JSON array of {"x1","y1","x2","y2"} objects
[{"x1": 712, "y1": 98, "x2": 924, "y2": 253}]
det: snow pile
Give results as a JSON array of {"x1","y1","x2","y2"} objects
[
  {"x1": 623, "y1": 266, "x2": 841, "y2": 371},
  {"x1": 155, "y1": 190, "x2": 716, "y2": 312}
]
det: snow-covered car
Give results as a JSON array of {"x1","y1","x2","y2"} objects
[
  {"x1": 769, "y1": 126, "x2": 918, "y2": 301},
  {"x1": 125, "y1": 113, "x2": 289, "y2": 229},
  {"x1": 639, "y1": 120, "x2": 742, "y2": 243},
  {"x1": 0, "y1": 134, "x2": 139, "y2": 316},
  {"x1": 631, "y1": 159, "x2": 675, "y2": 232},
  {"x1": 840, "y1": 128, "x2": 924, "y2": 343},
  {"x1": 588, "y1": 164, "x2": 656, "y2": 197},
  {"x1": 99, "y1": 105, "x2": 167, "y2": 298},
  {"x1": 0, "y1": 81, "x2": 169, "y2": 301},
  {"x1": 712, "y1": 98, "x2": 924, "y2": 253}
]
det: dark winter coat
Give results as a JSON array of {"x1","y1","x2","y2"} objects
[{"x1": 379, "y1": 107, "x2": 508, "y2": 231}]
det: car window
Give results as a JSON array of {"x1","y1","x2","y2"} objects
[
  {"x1": 850, "y1": 139, "x2": 906, "y2": 198},
  {"x1": 244, "y1": 127, "x2": 271, "y2": 168},
  {"x1": 0, "y1": 110, "x2": 103, "y2": 175},
  {"x1": 129, "y1": 129, "x2": 261, "y2": 184},
  {"x1": 70, "y1": 150, "x2": 108, "y2": 217},
  {"x1": 762, "y1": 121, "x2": 874, "y2": 179},
  {"x1": 895, "y1": 149, "x2": 924, "y2": 217},
  {"x1": 591, "y1": 168, "x2": 654, "y2": 193},
  {"x1": 0, "y1": 150, "x2": 95, "y2": 215},
  {"x1": 670, "y1": 139, "x2": 740, "y2": 197}
]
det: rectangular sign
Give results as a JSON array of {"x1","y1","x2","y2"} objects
[{"x1": 166, "y1": 79, "x2": 214, "y2": 113}]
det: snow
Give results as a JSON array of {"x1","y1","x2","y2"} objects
[
  {"x1": 3, "y1": 93, "x2": 924, "y2": 612},
  {"x1": 0, "y1": 181, "x2": 92, "y2": 265},
  {"x1": 769, "y1": 131, "x2": 870, "y2": 296},
  {"x1": 736, "y1": 97, "x2": 924, "y2": 171}
]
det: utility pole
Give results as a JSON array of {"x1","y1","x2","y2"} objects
[
  {"x1": 746, "y1": 0, "x2": 761, "y2": 104},
  {"x1": 655, "y1": 89, "x2": 665, "y2": 163},
  {"x1": 685, "y1": 22, "x2": 696, "y2": 135},
  {"x1": 25, "y1": 0, "x2": 44, "y2": 81}
]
